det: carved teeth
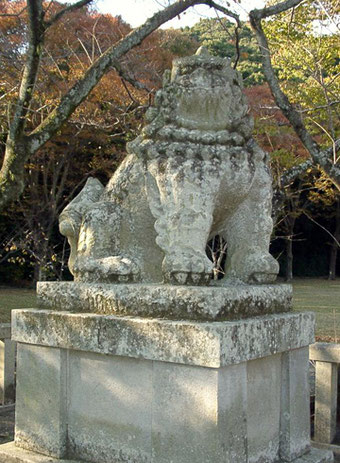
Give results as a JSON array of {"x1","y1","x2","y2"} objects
[
  {"x1": 191, "y1": 273, "x2": 202, "y2": 285},
  {"x1": 173, "y1": 272, "x2": 188, "y2": 285}
]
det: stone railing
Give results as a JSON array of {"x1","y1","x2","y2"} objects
[
  {"x1": 0, "y1": 323, "x2": 16, "y2": 408},
  {"x1": 310, "y1": 342, "x2": 339, "y2": 453}
]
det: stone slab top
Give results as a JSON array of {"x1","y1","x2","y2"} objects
[
  {"x1": 309, "y1": 342, "x2": 340, "y2": 363},
  {"x1": 12, "y1": 309, "x2": 314, "y2": 368},
  {"x1": 37, "y1": 281, "x2": 292, "y2": 322}
]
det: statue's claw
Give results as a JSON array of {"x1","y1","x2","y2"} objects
[
  {"x1": 227, "y1": 252, "x2": 279, "y2": 284},
  {"x1": 163, "y1": 253, "x2": 213, "y2": 286},
  {"x1": 74, "y1": 256, "x2": 140, "y2": 283}
]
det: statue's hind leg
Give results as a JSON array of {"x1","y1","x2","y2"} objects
[{"x1": 222, "y1": 162, "x2": 279, "y2": 284}]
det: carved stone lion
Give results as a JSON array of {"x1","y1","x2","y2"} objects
[{"x1": 59, "y1": 48, "x2": 279, "y2": 285}]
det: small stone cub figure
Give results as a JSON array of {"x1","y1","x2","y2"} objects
[{"x1": 59, "y1": 47, "x2": 279, "y2": 285}]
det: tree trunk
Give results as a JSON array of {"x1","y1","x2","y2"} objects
[
  {"x1": 284, "y1": 213, "x2": 296, "y2": 282},
  {"x1": 329, "y1": 245, "x2": 338, "y2": 280},
  {"x1": 286, "y1": 237, "x2": 294, "y2": 281},
  {"x1": 329, "y1": 199, "x2": 340, "y2": 280},
  {"x1": 0, "y1": 140, "x2": 30, "y2": 208},
  {"x1": 33, "y1": 262, "x2": 43, "y2": 283}
]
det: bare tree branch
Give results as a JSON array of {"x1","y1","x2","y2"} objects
[
  {"x1": 210, "y1": 0, "x2": 242, "y2": 69},
  {"x1": 0, "y1": 6, "x2": 27, "y2": 17},
  {"x1": 120, "y1": 78, "x2": 139, "y2": 105},
  {"x1": 299, "y1": 100, "x2": 340, "y2": 113},
  {"x1": 303, "y1": 210, "x2": 340, "y2": 247},
  {"x1": 113, "y1": 61, "x2": 153, "y2": 93},
  {"x1": 44, "y1": 0, "x2": 93, "y2": 28},
  {"x1": 208, "y1": 1, "x2": 240, "y2": 23},
  {"x1": 279, "y1": 159, "x2": 314, "y2": 189},
  {"x1": 250, "y1": 0, "x2": 306, "y2": 20},
  {"x1": 214, "y1": 12, "x2": 241, "y2": 69}
]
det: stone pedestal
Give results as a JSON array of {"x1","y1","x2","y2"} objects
[{"x1": 0, "y1": 284, "x2": 334, "y2": 462}]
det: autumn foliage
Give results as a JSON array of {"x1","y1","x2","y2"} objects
[
  {"x1": 0, "y1": 1, "x2": 198, "y2": 282},
  {"x1": 0, "y1": 1, "x2": 338, "y2": 283}
]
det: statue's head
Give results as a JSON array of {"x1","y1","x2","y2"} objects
[
  {"x1": 127, "y1": 47, "x2": 253, "y2": 157},
  {"x1": 169, "y1": 47, "x2": 248, "y2": 131}
]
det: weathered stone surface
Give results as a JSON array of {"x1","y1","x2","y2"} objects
[
  {"x1": 37, "y1": 281, "x2": 292, "y2": 320},
  {"x1": 0, "y1": 347, "x2": 334, "y2": 463},
  {"x1": 0, "y1": 337, "x2": 15, "y2": 404},
  {"x1": 280, "y1": 347, "x2": 311, "y2": 461},
  {"x1": 247, "y1": 353, "x2": 281, "y2": 463},
  {"x1": 310, "y1": 342, "x2": 340, "y2": 363},
  {"x1": 218, "y1": 363, "x2": 248, "y2": 462},
  {"x1": 0, "y1": 440, "x2": 334, "y2": 463},
  {"x1": 152, "y1": 362, "x2": 220, "y2": 463},
  {"x1": 291, "y1": 448, "x2": 334, "y2": 462},
  {"x1": 314, "y1": 361, "x2": 338, "y2": 444},
  {"x1": 58, "y1": 48, "x2": 279, "y2": 286},
  {"x1": 12, "y1": 309, "x2": 314, "y2": 368},
  {"x1": 67, "y1": 353, "x2": 152, "y2": 463},
  {"x1": 0, "y1": 442, "x2": 81, "y2": 462},
  {"x1": 14, "y1": 344, "x2": 67, "y2": 459}
]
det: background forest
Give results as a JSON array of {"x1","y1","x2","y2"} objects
[{"x1": 0, "y1": 0, "x2": 339, "y2": 285}]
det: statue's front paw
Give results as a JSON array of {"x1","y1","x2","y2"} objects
[
  {"x1": 74, "y1": 256, "x2": 140, "y2": 283},
  {"x1": 228, "y1": 252, "x2": 279, "y2": 284},
  {"x1": 247, "y1": 254, "x2": 279, "y2": 284},
  {"x1": 163, "y1": 252, "x2": 213, "y2": 285}
]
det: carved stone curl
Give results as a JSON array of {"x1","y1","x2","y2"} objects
[{"x1": 59, "y1": 47, "x2": 279, "y2": 285}]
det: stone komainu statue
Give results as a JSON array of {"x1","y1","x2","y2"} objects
[{"x1": 59, "y1": 48, "x2": 279, "y2": 286}]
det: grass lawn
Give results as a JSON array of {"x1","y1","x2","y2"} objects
[
  {"x1": 292, "y1": 278, "x2": 340, "y2": 342},
  {"x1": 0, "y1": 279, "x2": 339, "y2": 341},
  {"x1": 0, "y1": 287, "x2": 37, "y2": 323}
]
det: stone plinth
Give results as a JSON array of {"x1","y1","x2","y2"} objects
[
  {"x1": 0, "y1": 304, "x2": 333, "y2": 463},
  {"x1": 37, "y1": 281, "x2": 292, "y2": 321}
]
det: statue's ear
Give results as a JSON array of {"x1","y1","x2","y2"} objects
[
  {"x1": 59, "y1": 177, "x2": 104, "y2": 235},
  {"x1": 68, "y1": 177, "x2": 104, "y2": 208},
  {"x1": 61, "y1": 177, "x2": 104, "y2": 215}
]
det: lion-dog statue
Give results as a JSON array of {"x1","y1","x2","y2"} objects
[{"x1": 59, "y1": 47, "x2": 279, "y2": 286}]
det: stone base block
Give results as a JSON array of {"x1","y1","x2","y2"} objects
[
  {"x1": 0, "y1": 442, "x2": 334, "y2": 463},
  {"x1": 12, "y1": 309, "x2": 314, "y2": 368},
  {"x1": 37, "y1": 281, "x2": 292, "y2": 321},
  {"x1": 6, "y1": 309, "x2": 330, "y2": 463}
]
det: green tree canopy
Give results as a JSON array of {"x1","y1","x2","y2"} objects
[{"x1": 183, "y1": 17, "x2": 264, "y2": 86}]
